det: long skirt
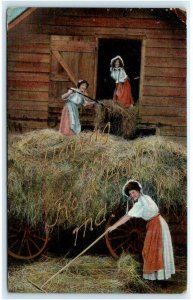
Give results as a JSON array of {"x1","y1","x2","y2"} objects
[
  {"x1": 59, "y1": 105, "x2": 75, "y2": 136},
  {"x1": 142, "y1": 215, "x2": 175, "y2": 280},
  {"x1": 113, "y1": 80, "x2": 134, "y2": 108}
]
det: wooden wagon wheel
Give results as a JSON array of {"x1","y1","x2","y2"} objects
[
  {"x1": 105, "y1": 208, "x2": 146, "y2": 259},
  {"x1": 8, "y1": 220, "x2": 49, "y2": 260}
]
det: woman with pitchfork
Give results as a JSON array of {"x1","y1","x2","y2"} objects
[{"x1": 59, "y1": 80, "x2": 94, "y2": 136}]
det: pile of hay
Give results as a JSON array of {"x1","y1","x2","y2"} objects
[
  {"x1": 8, "y1": 254, "x2": 152, "y2": 293},
  {"x1": 94, "y1": 100, "x2": 139, "y2": 139},
  {"x1": 8, "y1": 254, "x2": 187, "y2": 293},
  {"x1": 8, "y1": 129, "x2": 186, "y2": 232}
]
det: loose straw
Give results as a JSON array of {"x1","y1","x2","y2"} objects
[{"x1": 40, "y1": 228, "x2": 110, "y2": 290}]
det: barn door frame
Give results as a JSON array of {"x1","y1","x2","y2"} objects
[{"x1": 95, "y1": 35, "x2": 146, "y2": 102}]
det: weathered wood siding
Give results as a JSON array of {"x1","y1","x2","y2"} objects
[
  {"x1": 7, "y1": 20, "x2": 50, "y2": 132},
  {"x1": 7, "y1": 8, "x2": 186, "y2": 142}
]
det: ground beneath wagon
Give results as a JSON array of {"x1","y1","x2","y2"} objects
[{"x1": 8, "y1": 254, "x2": 187, "y2": 294}]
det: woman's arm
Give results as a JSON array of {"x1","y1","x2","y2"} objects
[
  {"x1": 108, "y1": 214, "x2": 131, "y2": 232},
  {"x1": 61, "y1": 89, "x2": 72, "y2": 100},
  {"x1": 83, "y1": 99, "x2": 95, "y2": 107}
]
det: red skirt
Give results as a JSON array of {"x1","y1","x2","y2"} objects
[
  {"x1": 113, "y1": 80, "x2": 134, "y2": 108},
  {"x1": 59, "y1": 105, "x2": 75, "y2": 136},
  {"x1": 142, "y1": 214, "x2": 164, "y2": 274}
]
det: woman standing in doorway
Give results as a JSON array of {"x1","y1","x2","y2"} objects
[
  {"x1": 59, "y1": 80, "x2": 94, "y2": 136},
  {"x1": 108, "y1": 179, "x2": 175, "y2": 281},
  {"x1": 110, "y1": 55, "x2": 134, "y2": 108}
]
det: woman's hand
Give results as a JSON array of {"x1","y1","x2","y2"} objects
[
  {"x1": 108, "y1": 225, "x2": 117, "y2": 232},
  {"x1": 61, "y1": 89, "x2": 73, "y2": 100}
]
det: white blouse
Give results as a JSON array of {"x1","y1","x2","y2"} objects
[
  {"x1": 127, "y1": 195, "x2": 159, "y2": 221},
  {"x1": 110, "y1": 67, "x2": 128, "y2": 83}
]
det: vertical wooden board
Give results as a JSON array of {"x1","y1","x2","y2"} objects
[
  {"x1": 139, "y1": 39, "x2": 146, "y2": 101},
  {"x1": 51, "y1": 52, "x2": 61, "y2": 75},
  {"x1": 60, "y1": 52, "x2": 79, "y2": 82},
  {"x1": 78, "y1": 52, "x2": 95, "y2": 95},
  {"x1": 49, "y1": 81, "x2": 70, "y2": 99}
]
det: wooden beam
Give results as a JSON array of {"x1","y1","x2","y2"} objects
[
  {"x1": 52, "y1": 50, "x2": 77, "y2": 85},
  {"x1": 51, "y1": 40, "x2": 96, "y2": 52},
  {"x1": 8, "y1": 8, "x2": 37, "y2": 31}
]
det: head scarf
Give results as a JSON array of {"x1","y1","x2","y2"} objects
[
  {"x1": 110, "y1": 55, "x2": 124, "y2": 67},
  {"x1": 77, "y1": 79, "x2": 89, "y2": 88}
]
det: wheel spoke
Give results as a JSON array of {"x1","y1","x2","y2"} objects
[
  {"x1": 106, "y1": 213, "x2": 146, "y2": 258},
  {"x1": 29, "y1": 238, "x2": 41, "y2": 251},
  {"x1": 122, "y1": 221, "x2": 133, "y2": 229},
  {"x1": 9, "y1": 227, "x2": 21, "y2": 233},
  {"x1": 26, "y1": 240, "x2": 32, "y2": 257},
  {"x1": 18, "y1": 233, "x2": 27, "y2": 255},
  {"x1": 114, "y1": 236, "x2": 131, "y2": 252},
  {"x1": 30, "y1": 233, "x2": 46, "y2": 242},
  {"x1": 9, "y1": 239, "x2": 19, "y2": 250},
  {"x1": 8, "y1": 220, "x2": 49, "y2": 260},
  {"x1": 108, "y1": 234, "x2": 129, "y2": 240},
  {"x1": 8, "y1": 233, "x2": 18, "y2": 238},
  {"x1": 115, "y1": 227, "x2": 128, "y2": 233}
]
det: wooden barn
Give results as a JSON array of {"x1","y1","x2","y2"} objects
[{"x1": 7, "y1": 7, "x2": 187, "y2": 144}]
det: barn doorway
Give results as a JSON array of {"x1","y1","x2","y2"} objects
[{"x1": 96, "y1": 38, "x2": 141, "y2": 102}]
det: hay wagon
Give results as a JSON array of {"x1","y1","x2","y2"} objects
[
  {"x1": 8, "y1": 199, "x2": 147, "y2": 260},
  {"x1": 8, "y1": 130, "x2": 186, "y2": 260}
]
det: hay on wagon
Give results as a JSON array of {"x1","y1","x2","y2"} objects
[{"x1": 8, "y1": 129, "x2": 186, "y2": 234}]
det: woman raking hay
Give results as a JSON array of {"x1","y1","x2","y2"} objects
[{"x1": 108, "y1": 179, "x2": 175, "y2": 280}]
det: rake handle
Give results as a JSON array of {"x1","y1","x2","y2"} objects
[{"x1": 41, "y1": 229, "x2": 109, "y2": 289}]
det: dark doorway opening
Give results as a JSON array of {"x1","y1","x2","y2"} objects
[{"x1": 96, "y1": 38, "x2": 141, "y2": 102}]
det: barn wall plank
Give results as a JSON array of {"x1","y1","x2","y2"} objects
[
  {"x1": 144, "y1": 66, "x2": 186, "y2": 78},
  {"x1": 8, "y1": 72, "x2": 50, "y2": 82},
  {"x1": 143, "y1": 76, "x2": 186, "y2": 87},
  {"x1": 8, "y1": 110, "x2": 48, "y2": 119},
  {"x1": 143, "y1": 86, "x2": 186, "y2": 97},
  {"x1": 8, "y1": 81, "x2": 49, "y2": 92},
  {"x1": 156, "y1": 126, "x2": 186, "y2": 137},
  {"x1": 142, "y1": 96, "x2": 186, "y2": 107},
  {"x1": 145, "y1": 57, "x2": 186, "y2": 68},
  {"x1": 140, "y1": 106, "x2": 186, "y2": 117},
  {"x1": 8, "y1": 52, "x2": 50, "y2": 63},
  {"x1": 8, "y1": 120, "x2": 48, "y2": 133},
  {"x1": 8, "y1": 100, "x2": 48, "y2": 112},
  {"x1": 8, "y1": 61, "x2": 50, "y2": 73},
  {"x1": 146, "y1": 38, "x2": 186, "y2": 48},
  {"x1": 146, "y1": 47, "x2": 186, "y2": 58},
  {"x1": 8, "y1": 91, "x2": 49, "y2": 102},
  {"x1": 141, "y1": 115, "x2": 186, "y2": 126}
]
